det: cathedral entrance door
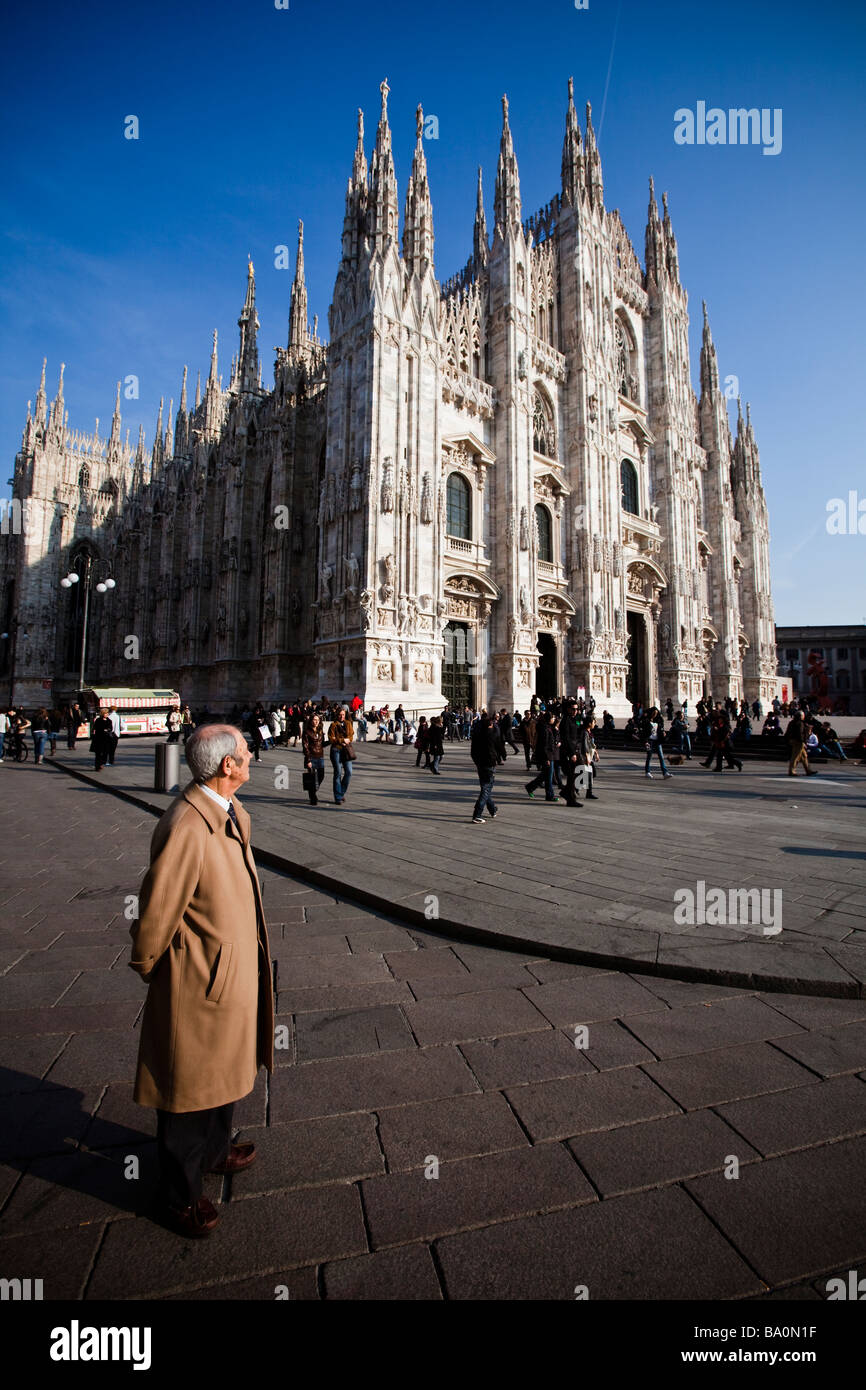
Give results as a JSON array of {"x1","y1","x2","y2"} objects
[
  {"x1": 536, "y1": 633, "x2": 557, "y2": 699},
  {"x1": 626, "y1": 612, "x2": 647, "y2": 707},
  {"x1": 442, "y1": 622, "x2": 475, "y2": 710}
]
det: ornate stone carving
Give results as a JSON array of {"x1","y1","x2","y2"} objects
[
  {"x1": 380, "y1": 458, "x2": 394, "y2": 512},
  {"x1": 420, "y1": 472, "x2": 433, "y2": 523},
  {"x1": 344, "y1": 552, "x2": 359, "y2": 594},
  {"x1": 519, "y1": 506, "x2": 530, "y2": 551}
]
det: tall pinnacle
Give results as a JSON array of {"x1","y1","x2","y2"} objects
[
  {"x1": 494, "y1": 94, "x2": 522, "y2": 233},
  {"x1": 403, "y1": 104, "x2": 435, "y2": 277},
  {"x1": 236, "y1": 258, "x2": 260, "y2": 393},
  {"x1": 369, "y1": 78, "x2": 399, "y2": 251},
  {"x1": 342, "y1": 107, "x2": 369, "y2": 268},
  {"x1": 584, "y1": 101, "x2": 604, "y2": 208},
  {"x1": 35, "y1": 357, "x2": 48, "y2": 429},
  {"x1": 699, "y1": 300, "x2": 720, "y2": 397},
  {"x1": 561, "y1": 77, "x2": 584, "y2": 206},
  {"x1": 174, "y1": 365, "x2": 189, "y2": 456},
  {"x1": 645, "y1": 176, "x2": 665, "y2": 285},
  {"x1": 473, "y1": 166, "x2": 488, "y2": 268},
  {"x1": 289, "y1": 220, "x2": 309, "y2": 350},
  {"x1": 108, "y1": 380, "x2": 122, "y2": 456},
  {"x1": 152, "y1": 397, "x2": 165, "y2": 471}
]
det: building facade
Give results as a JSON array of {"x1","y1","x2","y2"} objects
[
  {"x1": 776, "y1": 626, "x2": 866, "y2": 715},
  {"x1": 1, "y1": 79, "x2": 779, "y2": 716}
]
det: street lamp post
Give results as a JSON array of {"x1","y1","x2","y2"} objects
[{"x1": 60, "y1": 553, "x2": 115, "y2": 695}]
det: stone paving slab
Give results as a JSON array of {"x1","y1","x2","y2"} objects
[
  {"x1": 361, "y1": 1142, "x2": 595, "y2": 1247},
  {"x1": 505, "y1": 1067, "x2": 681, "y2": 1141},
  {"x1": 642, "y1": 1041, "x2": 820, "y2": 1110},
  {"x1": 685, "y1": 1137, "x2": 866, "y2": 1286},
  {"x1": 2, "y1": 759, "x2": 866, "y2": 1302},
  {"x1": 434, "y1": 1186, "x2": 764, "y2": 1300},
  {"x1": 715, "y1": 1074, "x2": 866, "y2": 1157},
  {"x1": 566, "y1": 1110, "x2": 762, "y2": 1197},
  {"x1": 46, "y1": 741, "x2": 866, "y2": 994}
]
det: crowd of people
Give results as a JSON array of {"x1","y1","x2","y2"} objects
[{"x1": 4, "y1": 688, "x2": 864, "y2": 802}]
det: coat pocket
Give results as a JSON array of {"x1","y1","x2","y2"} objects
[{"x1": 205, "y1": 941, "x2": 233, "y2": 1003}]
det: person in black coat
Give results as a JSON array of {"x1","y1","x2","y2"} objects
[
  {"x1": 557, "y1": 702, "x2": 582, "y2": 807},
  {"x1": 525, "y1": 713, "x2": 559, "y2": 802},
  {"x1": 427, "y1": 717, "x2": 445, "y2": 773},
  {"x1": 469, "y1": 713, "x2": 501, "y2": 823},
  {"x1": 91, "y1": 714, "x2": 114, "y2": 771}
]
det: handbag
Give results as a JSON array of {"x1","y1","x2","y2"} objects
[
  {"x1": 343, "y1": 744, "x2": 357, "y2": 761},
  {"x1": 302, "y1": 770, "x2": 316, "y2": 792}
]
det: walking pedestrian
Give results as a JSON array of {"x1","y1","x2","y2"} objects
[
  {"x1": 31, "y1": 708, "x2": 49, "y2": 764},
  {"x1": 302, "y1": 712, "x2": 326, "y2": 805},
  {"x1": 167, "y1": 708, "x2": 182, "y2": 743},
  {"x1": 107, "y1": 707, "x2": 120, "y2": 765},
  {"x1": 328, "y1": 707, "x2": 355, "y2": 805},
  {"x1": 469, "y1": 712, "x2": 500, "y2": 823},
  {"x1": 415, "y1": 716, "x2": 430, "y2": 767},
  {"x1": 525, "y1": 712, "x2": 560, "y2": 801},
  {"x1": 427, "y1": 716, "x2": 445, "y2": 774},
  {"x1": 643, "y1": 707, "x2": 672, "y2": 779},
  {"x1": 47, "y1": 706, "x2": 62, "y2": 755},
  {"x1": 557, "y1": 700, "x2": 582, "y2": 807},
  {"x1": 65, "y1": 702, "x2": 83, "y2": 750},
  {"x1": 91, "y1": 710, "x2": 114, "y2": 771},
  {"x1": 129, "y1": 724, "x2": 272, "y2": 1237},
  {"x1": 786, "y1": 710, "x2": 817, "y2": 776}
]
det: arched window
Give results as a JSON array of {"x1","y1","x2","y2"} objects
[
  {"x1": 621, "y1": 459, "x2": 639, "y2": 515},
  {"x1": 78, "y1": 465, "x2": 90, "y2": 490},
  {"x1": 532, "y1": 389, "x2": 556, "y2": 458},
  {"x1": 535, "y1": 504, "x2": 553, "y2": 563},
  {"x1": 446, "y1": 473, "x2": 471, "y2": 539}
]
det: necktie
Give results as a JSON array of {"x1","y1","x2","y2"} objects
[{"x1": 227, "y1": 802, "x2": 240, "y2": 831}]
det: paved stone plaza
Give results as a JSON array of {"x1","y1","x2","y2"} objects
[{"x1": 1, "y1": 746, "x2": 865, "y2": 1299}]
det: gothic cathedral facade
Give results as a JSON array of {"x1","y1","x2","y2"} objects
[{"x1": 2, "y1": 80, "x2": 779, "y2": 715}]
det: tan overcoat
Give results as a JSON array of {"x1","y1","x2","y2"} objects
[{"x1": 130, "y1": 782, "x2": 274, "y2": 1112}]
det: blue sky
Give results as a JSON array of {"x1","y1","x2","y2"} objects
[{"x1": 2, "y1": 0, "x2": 864, "y2": 623}]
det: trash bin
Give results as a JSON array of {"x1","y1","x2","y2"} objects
[{"x1": 154, "y1": 741, "x2": 181, "y2": 793}]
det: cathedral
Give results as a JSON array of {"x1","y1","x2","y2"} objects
[{"x1": 1, "y1": 78, "x2": 780, "y2": 717}]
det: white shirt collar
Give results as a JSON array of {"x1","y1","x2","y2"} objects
[{"x1": 200, "y1": 784, "x2": 232, "y2": 814}]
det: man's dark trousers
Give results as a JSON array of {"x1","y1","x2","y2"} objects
[{"x1": 156, "y1": 1103, "x2": 234, "y2": 1209}]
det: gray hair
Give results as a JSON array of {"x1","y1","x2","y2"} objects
[{"x1": 185, "y1": 724, "x2": 243, "y2": 783}]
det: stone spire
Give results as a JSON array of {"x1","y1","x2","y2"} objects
[
  {"x1": 645, "y1": 176, "x2": 665, "y2": 286},
  {"x1": 174, "y1": 366, "x2": 189, "y2": 456},
  {"x1": 48, "y1": 361, "x2": 65, "y2": 443},
  {"x1": 402, "y1": 104, "x2": 434, "y2": 277},
  {"x1": 107, "y1": 380, "x2": 122, "y2": 458},
  {"x1": 341, "y1": 108, "x2": 369, "y2": 268},
  {"x1": 289, "y1": 220, "x2": 308, "y2": 351},
  {"x1": 561, "y1": 77, "x2": 584, "y2": 207},
  {"x1": 236, "y1": 258, "x2": 260, "y2": 394},
  {"x1": 203, "y1": 331, "x2": 222, "y2": 440},
  {"x1": 662, "y1": 191, "x2": 680, "y2": 282},
  {"x1": 195, "y1": 368, "x2": 202, "y2": 410},
  {"x1": 369, "y1": 78, "x2": 399, "y2": 252},
  {"x1": 494, "y1": 94, "x2": 522, "y2": 234},
  {"x1": 473, "y1": 166, "x2": 488, "y2": 269},
  {"x1": 699, "y1": 300, "x2": 720, "y2": 397},
  {"x1": 35, "y1": 357, "x2": 48, "y2": 430},
  {"x1": 151, "y1": 397, "x2": 165, "y2": 472},
  {"x1": 132, "y1": 422, "x2": 146, "y2": 488},
  {"x1": 584, "y1": 102, "x2": 603, "y2": 208}
]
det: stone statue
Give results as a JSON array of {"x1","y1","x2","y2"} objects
[
  {"x1": 519, "y1": 507, "x2": 529, "y2": 551},
  {"x1": 359, "y1": 588, "x2": 375, "y2": 630},
  {"x1": 397, "y1": 593, "x2": 409, "y2": 634},
  {"x1": 420, "y1": 472, "x2": 433, "y2": 524},
  {"x1": 508, "y1": 615, "x2": 519, "y2": 648},
  {"x1": 320, "y1": 561, "x2": 333, "y2": 606},
  {"x1": 380, "y1": 458, "x2": 394, "y2": 512},
  {"x1": 519, "y1": 585, "x2": 531, "y2": 624},
  {"x1": 349, "y1": 462, "x2": 363, "y2": 511},
  {"x1": 344, "y1": 552, "x2": 359, "y2": 593}
]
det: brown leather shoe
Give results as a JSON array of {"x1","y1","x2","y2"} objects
[
  {"x1": 167, "y1": 1196, "x2": 220, "y2": 1237},
  {"x1": 208, "y1": 1141, "x2": 256, "y2": 1174}
]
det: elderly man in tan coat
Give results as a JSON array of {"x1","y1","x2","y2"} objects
[{"x1": 130, "y1": 724, "x2": 274, "y2": 1237}]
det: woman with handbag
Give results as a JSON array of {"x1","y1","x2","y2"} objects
[
  {"x1": 327, "y1": 707, "x2": 355, "y2": 805},
  {"x1": 302, "y1": 713, "x2": 326, "y2": 806},
  {"x1": 427, "y1": 715, "x2": 445, "y2": 774}
]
